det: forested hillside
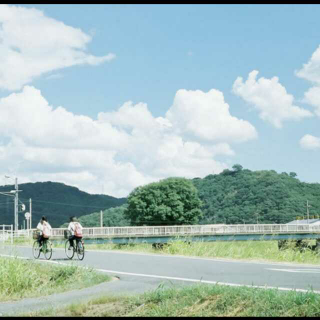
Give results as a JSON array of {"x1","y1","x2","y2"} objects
[
  {"x1": 192, "y1": 165, "x2": 320, "y2": 225},
  {"x1": 0, "y1": 182, "x2": 126, "y2": 228}
]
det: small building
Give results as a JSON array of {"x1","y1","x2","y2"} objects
[{"x1": 286, "y1": 219, "x2": 320, "y2": 225}]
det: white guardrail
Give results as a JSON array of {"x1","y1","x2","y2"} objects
[
  {"x1": 8, "y1": 224, "x2": 320, "y2": 239},
  {"x1": 0, "y1": 225, "x2": 13, "y2": 244}
]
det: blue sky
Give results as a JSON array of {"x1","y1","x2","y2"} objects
[{"x1": 0, "y1": 4, "x2": 320, "y2": 197}]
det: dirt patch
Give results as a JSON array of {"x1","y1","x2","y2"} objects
[{"x1": 66, "y1": 299, "x2": 132, "y2": 317}]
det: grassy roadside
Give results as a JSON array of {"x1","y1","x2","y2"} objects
[
  {"x1": 64, "y1": 239, "x2": 320, "y2": 264},
  {"x1": 19, "y1": 283, "x2": 320, "y2": 317},
  {"x1": 0, "y1": 256, "x2": 111, "y2": 302},
  {"x1": 7, "y1": 237, "x2": 320, "y2": 264}
]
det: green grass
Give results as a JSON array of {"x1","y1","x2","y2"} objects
[
  {"x1": 4, "y1": 237, "x2": 33, "y2": 246},
  {"x1": 71, "y1": 239, "x2": 320, "y2": 264},
  {"x1": 7, "y1": 237, "x2": 320, "y2": 264},
  {"x1": 0, "y1": 256, "x2": 111, "y2": 302},
  {"x1": 19, "y1": 283, "x2": 320, "y2": 317}
]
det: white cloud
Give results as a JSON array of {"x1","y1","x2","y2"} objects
[
  {"x1": 296, "y1": 45, "x2": 320, "y2": 84},
  {"x1": 0, "y1": 86, "x2": 255, "y2": 197},
  {"x1": 0, "y1": 136, "x2": 152, "y2": 197},
  {"x1": 233, "y1": 70, "x2": 313, "y2": 128},
  {"x1": 0, "y1": 4, "x2": 115, "y2": 91},
  {"x1": 299, "y1": 134, "x2": 320, "y2": 150},
  {"x1": 0, "y1": 86, "x2": 129, "y2": 150},
  {"x1": 46, "y1": 73, "x2": 64, "y2": 80},
  {"x1": 296, "y1": 46, "x2": 320, "y2": 118},
  {"x1": 166, "y1": 89, "x2": 258, "y2": 143},
  {"x1": 303, "y1": 86, "x2": 320, "y2": 117}
]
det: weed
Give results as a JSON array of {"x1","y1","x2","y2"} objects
[{"x1": 0, "y1": 257, "x2": 110, "y2": 302}]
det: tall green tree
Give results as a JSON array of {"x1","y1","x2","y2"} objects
[{"x1": 124, "y1": 177, "x2": 203, "y2": 226}]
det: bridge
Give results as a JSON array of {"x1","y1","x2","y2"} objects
[{"x1": 6, "y1": 223, "x2": 320, "y2": 247}]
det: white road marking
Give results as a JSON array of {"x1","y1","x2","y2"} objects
[
  {"x1": 267, "y1": 268, "x2": 320, "y2": 274},
  {"x1": 1, "y1": 253, "x2": 320, "y2": 295}
]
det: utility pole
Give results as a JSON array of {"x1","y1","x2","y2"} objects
[
  {"x1": 100, "y1": 210, "x2": 103, "y2": 228},
  {"x1": 14, "y1": 178, "x2": 18, "y2": 231},
  {"x1": 30, "y1": 198, "x2": 32, "y2": 229},
  {"x1": 306, "y1": 200, "x2": 311, "y2": 224},
  {"x1": 2, "y1": 175, "x2": 21, "y2": 231}
]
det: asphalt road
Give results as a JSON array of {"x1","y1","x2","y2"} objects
[
  {"x1": 1, "y1": 244, "x2": 320, "y2": 293},
  {"x1": 1, "y1": 244, "x2": 320, "y2": 315}
]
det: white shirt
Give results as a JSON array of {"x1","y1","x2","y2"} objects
[
  {"x1": 68, "y1": 221, "x2": 83, "y2": 236},
  {"x1": 36, "y1": 221, "x2": 52, "y2": 235}
]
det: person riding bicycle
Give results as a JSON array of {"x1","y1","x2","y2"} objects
[
  {"x1": 67, "y1": 216, "x2": 83, "y2": 249},
  {"x1": 36, "y1": 216, "x2": 52, "y2": 248}
]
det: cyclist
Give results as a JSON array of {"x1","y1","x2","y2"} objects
[
  {"x1": 67, "y1": 216, "x2": 83, "y2": 250},
  {"x1": 36, "y1": 216, "x2": 52, "y2": 248}
]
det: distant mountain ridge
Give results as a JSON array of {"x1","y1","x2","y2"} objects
[{"x1": 0, "y1": 181, "x2": 127, "y2": 228}]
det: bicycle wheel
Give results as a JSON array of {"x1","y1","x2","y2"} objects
[
  {"x1": 65, "y1": 239, "x2": 74, "y2": 259},
  {"x1": 32, "y1": 241, "x2": 41, "y2": 259},
  {"x1": 76, "y1": 240, "x2": 85, "y2": 261},
  {"x1": 44, "y1": 241, "x2": 53, "y2": 260}
]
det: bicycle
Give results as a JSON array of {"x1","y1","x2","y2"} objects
[
  {"x1": 65, "y1": 237, "x2": 85, "y2": 260},
  {"x1": 32, "y1": 238, "x2": 53, "y2": 260}
]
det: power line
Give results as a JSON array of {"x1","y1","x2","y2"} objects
[
  {"x1": 19, "y1": 197, "x2": 117, "y2": 209},
  {"x1": 0, "y1": 193, "x2": 15, "y2": 198},
  {"x1": 0, "y1": 200, "x2": 14, "y2": 204}
]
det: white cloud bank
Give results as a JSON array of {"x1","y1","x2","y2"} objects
[
  {"x1": 0, "y1": 4, "x2": 258, "y2": 197},
  {"x1": 233, "y1": 70, "x2": 313, "y2": 128},
  {"x1": 0, "y1": 4, "x2": 115, "y2": 91},
  {"x1": 0, "y1": 86, "x2": 257, "y2": 197}
]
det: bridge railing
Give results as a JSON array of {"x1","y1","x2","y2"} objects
[
  {"x1": 9, "y1": 223, "x2": 320, "y2": 239},
  {"x1": 51, "y1": 224, "x2": 320, "y2": 238}
]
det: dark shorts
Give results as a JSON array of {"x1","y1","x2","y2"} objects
[
  {"x1": 69, "y1": 235, "x2": 82, "y2": 246},
  {"x1": 37, "y1": 235, "x2": 47, "y2": 245}
]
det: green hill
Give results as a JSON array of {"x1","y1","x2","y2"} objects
[
  {"x1": 192, "y1": 165, "x2": 320, "y2": 225},
  {"x1": 0, "y1": 181, "x2": 126, "y2": 228}
]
